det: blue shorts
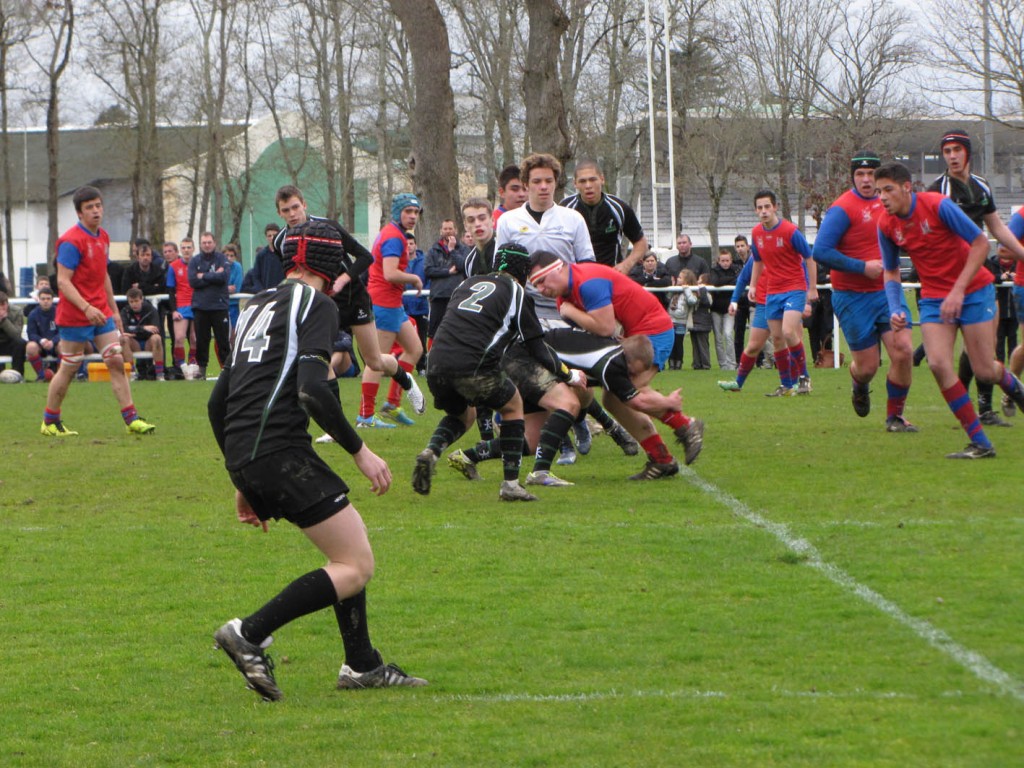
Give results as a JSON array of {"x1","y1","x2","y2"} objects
[
  {"x1": 59, "y1": 318, "x2": 117, "y2": 343},
  {"x1": 372, "y1": 304, "x2": 409, "y2": 334},
  {"x1": 765, "y1": 290, "x2": 807, "y2": 321},
  {"x1": 1014, "y1": 286, "x2": 1024, "y2": 320},
  {"x1": 751, "y1": 303, "x2": 769, "y2": 331},
  {"x1": 176, "y1": 306, "x2": 194, "y2": 320},
  {"x1": 645, "y1": 328, "x2": 675, "y2": 371},
  {"x1": 832, "y1": 289, "x2": 911, "y2": 352},
  {"x1": 918, "y1": 284, "x2": 996, "y2": 326}
]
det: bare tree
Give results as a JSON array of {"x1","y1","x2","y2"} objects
[
  {"x1": 523, "y1": 0, "x2": 572, "y2": 180},
  {"x1": 386, "y1": 0, "x2": 460, "y2": 239},
  {"x1": 23, "y1": 0, "x2": 74, "y2": 267},
  {"x1": 732, "y1": 0, "x2": 839, "y2": 220},
  {"x1": 0, "y1": 1, "x2": 32, "y2": 277},
  {"x1": 925, "y1": 0, "x2": 1024, "y2": 127},
  {"x1": 88, "y1": 0, "x2": 166, "y2": 244}
]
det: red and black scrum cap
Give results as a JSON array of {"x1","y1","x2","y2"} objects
[{"x1": 280, "y1": 220, "x2": 347, "y2": 287}]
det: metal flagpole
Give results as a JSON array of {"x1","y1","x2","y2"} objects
[
  {"x1": 644, "y1": 0, "x2": 660, "y2": 247},
  {"x1": 662, "y1": 0, "x2": 677, "y2": 243}
]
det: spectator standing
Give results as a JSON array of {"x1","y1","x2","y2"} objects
[
  {"x1": 708, "y1": 248, "x2": 742, "y2": 369},
  {"x1": 666, "y1": 270, "x2": 698, "y2": 369},
  {"x1": 492, "y1": 164, "x2": 528, "y2": 227},
  {"x1": 423, "y1": 218, "x2": 466, "y2": 342},
  {"x1": 664, "y1": 233, "x2": 709, "y2": 281},
  {"x1": 189, "y1": 231, "x2": 232, "y2": 380},
  {"x1": 26, "y1": 286, "x2": 59, "y2": 381},
  {"x1": 0, "y1": 290, "x2": 27, "y2": 377},
  {"x1": 223, "y1": 242, "x2": 245, "y2": 330},
  {"x1": 121, "y1": 238, "x2": 166, "y2": 298},
  {"x1": 402, "y1": 232, "x2": 429, "y2": 375},
  {"x1": 992, "y1": 249, "x2": 1016, "y2": 364},
  {"x1": 246, "y1": 223, "x2": 284, "y2": 293},
  {"x1": 628, "y1": 252, "x2": 672, "y2": 308},
  {"x1": 690, "y1": 275, "x2": 713, "y2": 369},
  {"x1": 167, "y1": 239, "x2": 198, "y2": 376}
]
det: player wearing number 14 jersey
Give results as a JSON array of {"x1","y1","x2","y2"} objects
[{"x1": 209, "y1": 219, "x2": 425, "y2": 701}]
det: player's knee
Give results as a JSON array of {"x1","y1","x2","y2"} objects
[{"x1": 100, "y1": 341, "x2": 125, "y2": 369}]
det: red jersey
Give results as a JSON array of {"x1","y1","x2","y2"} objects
[
  {"x1": 829, "y1": 190, "x2": 885, "y2": 292},
  {"x1": 752, "y1": 219, "x2": 811, "y2": 294},
  {"x1": 559, "y1": 262, "x2": 672, "y2": 337},
  {"x1": 167, "y1": 258, "x2": 194, "y2": 309},
  {"x1": 55, "y1": 223, "x2": 111, "y2": 327},
  {"x1": 368, "y1": 221, "x2": 409, "y2": 308},
  {"x1": 877, "y1": 192, "x2": 992, "y2": 300}
]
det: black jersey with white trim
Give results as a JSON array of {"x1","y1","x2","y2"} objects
[
  {"x1": 428, "y1": 272, "x2": 544, "y2": 376},
  {"x1": 463, "y1": 238, "x2": 496, "y2": 277},
  {"x1": 560, "y1": 192, "x2": 645, "y2": 267},
  {"x1": 926, "y1": 173, "x2": 996, "y2": 228},
  {"x1": 273, "y1": 215, "x2": 373, "y2": 305},
  {"x1": 221, "y1": 279, "x2": 339, "y2": 469},
  {"x1": 544, "y1": 327, "x2": 638, "y2": 401}
]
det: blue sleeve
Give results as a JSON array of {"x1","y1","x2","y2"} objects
[
  {"x1": 380, "y1": 234, "x2": 405, "y2": 260},
  {"x1": 166, "y1": 267, "x2": 176, "y2": 288},
  {"x1": 877, "y1": 229, "x2": 901, "y2": 271},
  {"x1": 731, "y1": 257, "x2": 753, "y2": 303},
  {"x1": 812, "y1": 207, "x2": 865, "y2": 274},
  {"x1": 791, "y1": 228, "x2": 812, "y2": 259},
  {"x1": 578, "y1": 277, "x2": 613, "y2": 311},
  {"x1": 937, "y1": 197, "x2": 983, "y2": 244},
  {"x1": 751, "y1": 240, "x2": 762, "y2": 263},
  {"x1": 1008, "y1": 211, "x2": 1024, "y2": 241},
  {"x1": 57, "y1": 241, "x2": 81, "y2": 270},
  {"x1": 27, "y1": 311, "x2": 42, "y2": 342}
]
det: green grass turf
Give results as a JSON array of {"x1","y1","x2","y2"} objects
[{"x1": 1, "y1": 365, "x2": 1022, "y2": 766}]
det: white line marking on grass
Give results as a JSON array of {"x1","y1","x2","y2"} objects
[
  {"x1": 436, "y1": 689, "x2": 727, "y2": 704},
  {"x1": 681, "y1": 467, "x2": 1024, "y2": 703}
]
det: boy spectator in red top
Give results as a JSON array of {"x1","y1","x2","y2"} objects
[
  {"x1": 167, "y1": 239, "x2": 198, "y2": 374},
  {"x1": 40, "y1": 186, "x2": 155, "y2": 436},
  {"x1": 875, "y1": 162, "x2": 1024, "y2": 458}
]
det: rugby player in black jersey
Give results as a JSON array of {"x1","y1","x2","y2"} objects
[{"x1": 210, "y1": 219, "x2": 426, "y2": 700}]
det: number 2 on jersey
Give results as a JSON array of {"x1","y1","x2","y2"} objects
[{"x1": 457, "y1": 281, "x2": 496, "y2": 314}]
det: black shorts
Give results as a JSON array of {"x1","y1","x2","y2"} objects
[
  {"x1": 229, "y1": 447, "x2": 351, "y2": 529},
  {"x1": 334, "y1": 284, "x2": 374, "y2": 328},
  {"x1": 427, "y1": 369, "x2": 517, "y2": 416},
  {"x1": 502, "y1": 344, "x2": 560, "y2": 413}
]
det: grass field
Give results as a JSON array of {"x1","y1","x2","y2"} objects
[{"x1": 2, "y1": 364, "x2": 1022, "y2": 767}]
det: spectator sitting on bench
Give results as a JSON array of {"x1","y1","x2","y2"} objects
[
  {"x1": 27, "y1": 286, "x2": 60, "y2": 382},
  {"x1": 0, "y1": 290, "x2": 27, "y2": 377},
  {"x1": 121, "y1": 287, "x2": 165, "y2": 380}
]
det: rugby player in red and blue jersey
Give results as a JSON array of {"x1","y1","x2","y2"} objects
[
  {"x1": 1005, "y1": 206, "x2": 1024, "y2": 416},
  {"x1": 749, "y1": 190, "x2": 818, "y2": 397},
  {"x1": 875, "y1": 162, "x2": 1024, "y2": 459},
  {"x1": 812, "y1": 151, "x2": 916, "y2": 431},
  {"x1": 41, "y1": 186, "x2": 155, "y2": 437}
]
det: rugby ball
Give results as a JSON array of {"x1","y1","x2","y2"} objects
[{"x1": 0, "y1": 369, "x2": 24, "y2": 383}]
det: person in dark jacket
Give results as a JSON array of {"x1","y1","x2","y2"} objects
[
  {"x1": 245, "y1": 223, "x2": 284, "y2": 293},
  {"x1": 689, "y1": 276, "x2": 713, "y2": 370},
  {"x1": 628, "y1": 253, "x2": 672, "y2": 308},
  {"x1": 707, "y1": 248, "x2": 742, "y2": 369},
  {"x1": 423, "y1": 219, "x2": 466, "y2": 342},
  {"x1": 188, "y1": 231, "x2": 231, "y2": 378}
]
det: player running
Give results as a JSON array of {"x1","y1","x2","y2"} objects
[
  {"x1": 812, "y1": 151, "x2": 916, "y2": 431},
  {"x1": 875, "y1": 162, "x2": 1024, "y2": 459},
  {"x1": 210, "y1": 218, "x2": 426, "y2": 700}
]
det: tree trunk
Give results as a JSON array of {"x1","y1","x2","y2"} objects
[
  {"x1": 523, "y1": 0, "x2": 572, "y2": 184},
  {"x1": 45, "y1": 4, "x2": 74, "y2": 270},
  {"x1": 386, "y1": 0, "x2": 460, "y2": 240}
]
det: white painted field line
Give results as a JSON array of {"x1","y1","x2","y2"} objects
[{"x1": 680, "y1": 467, "x2": 1024, "y2": 703}]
